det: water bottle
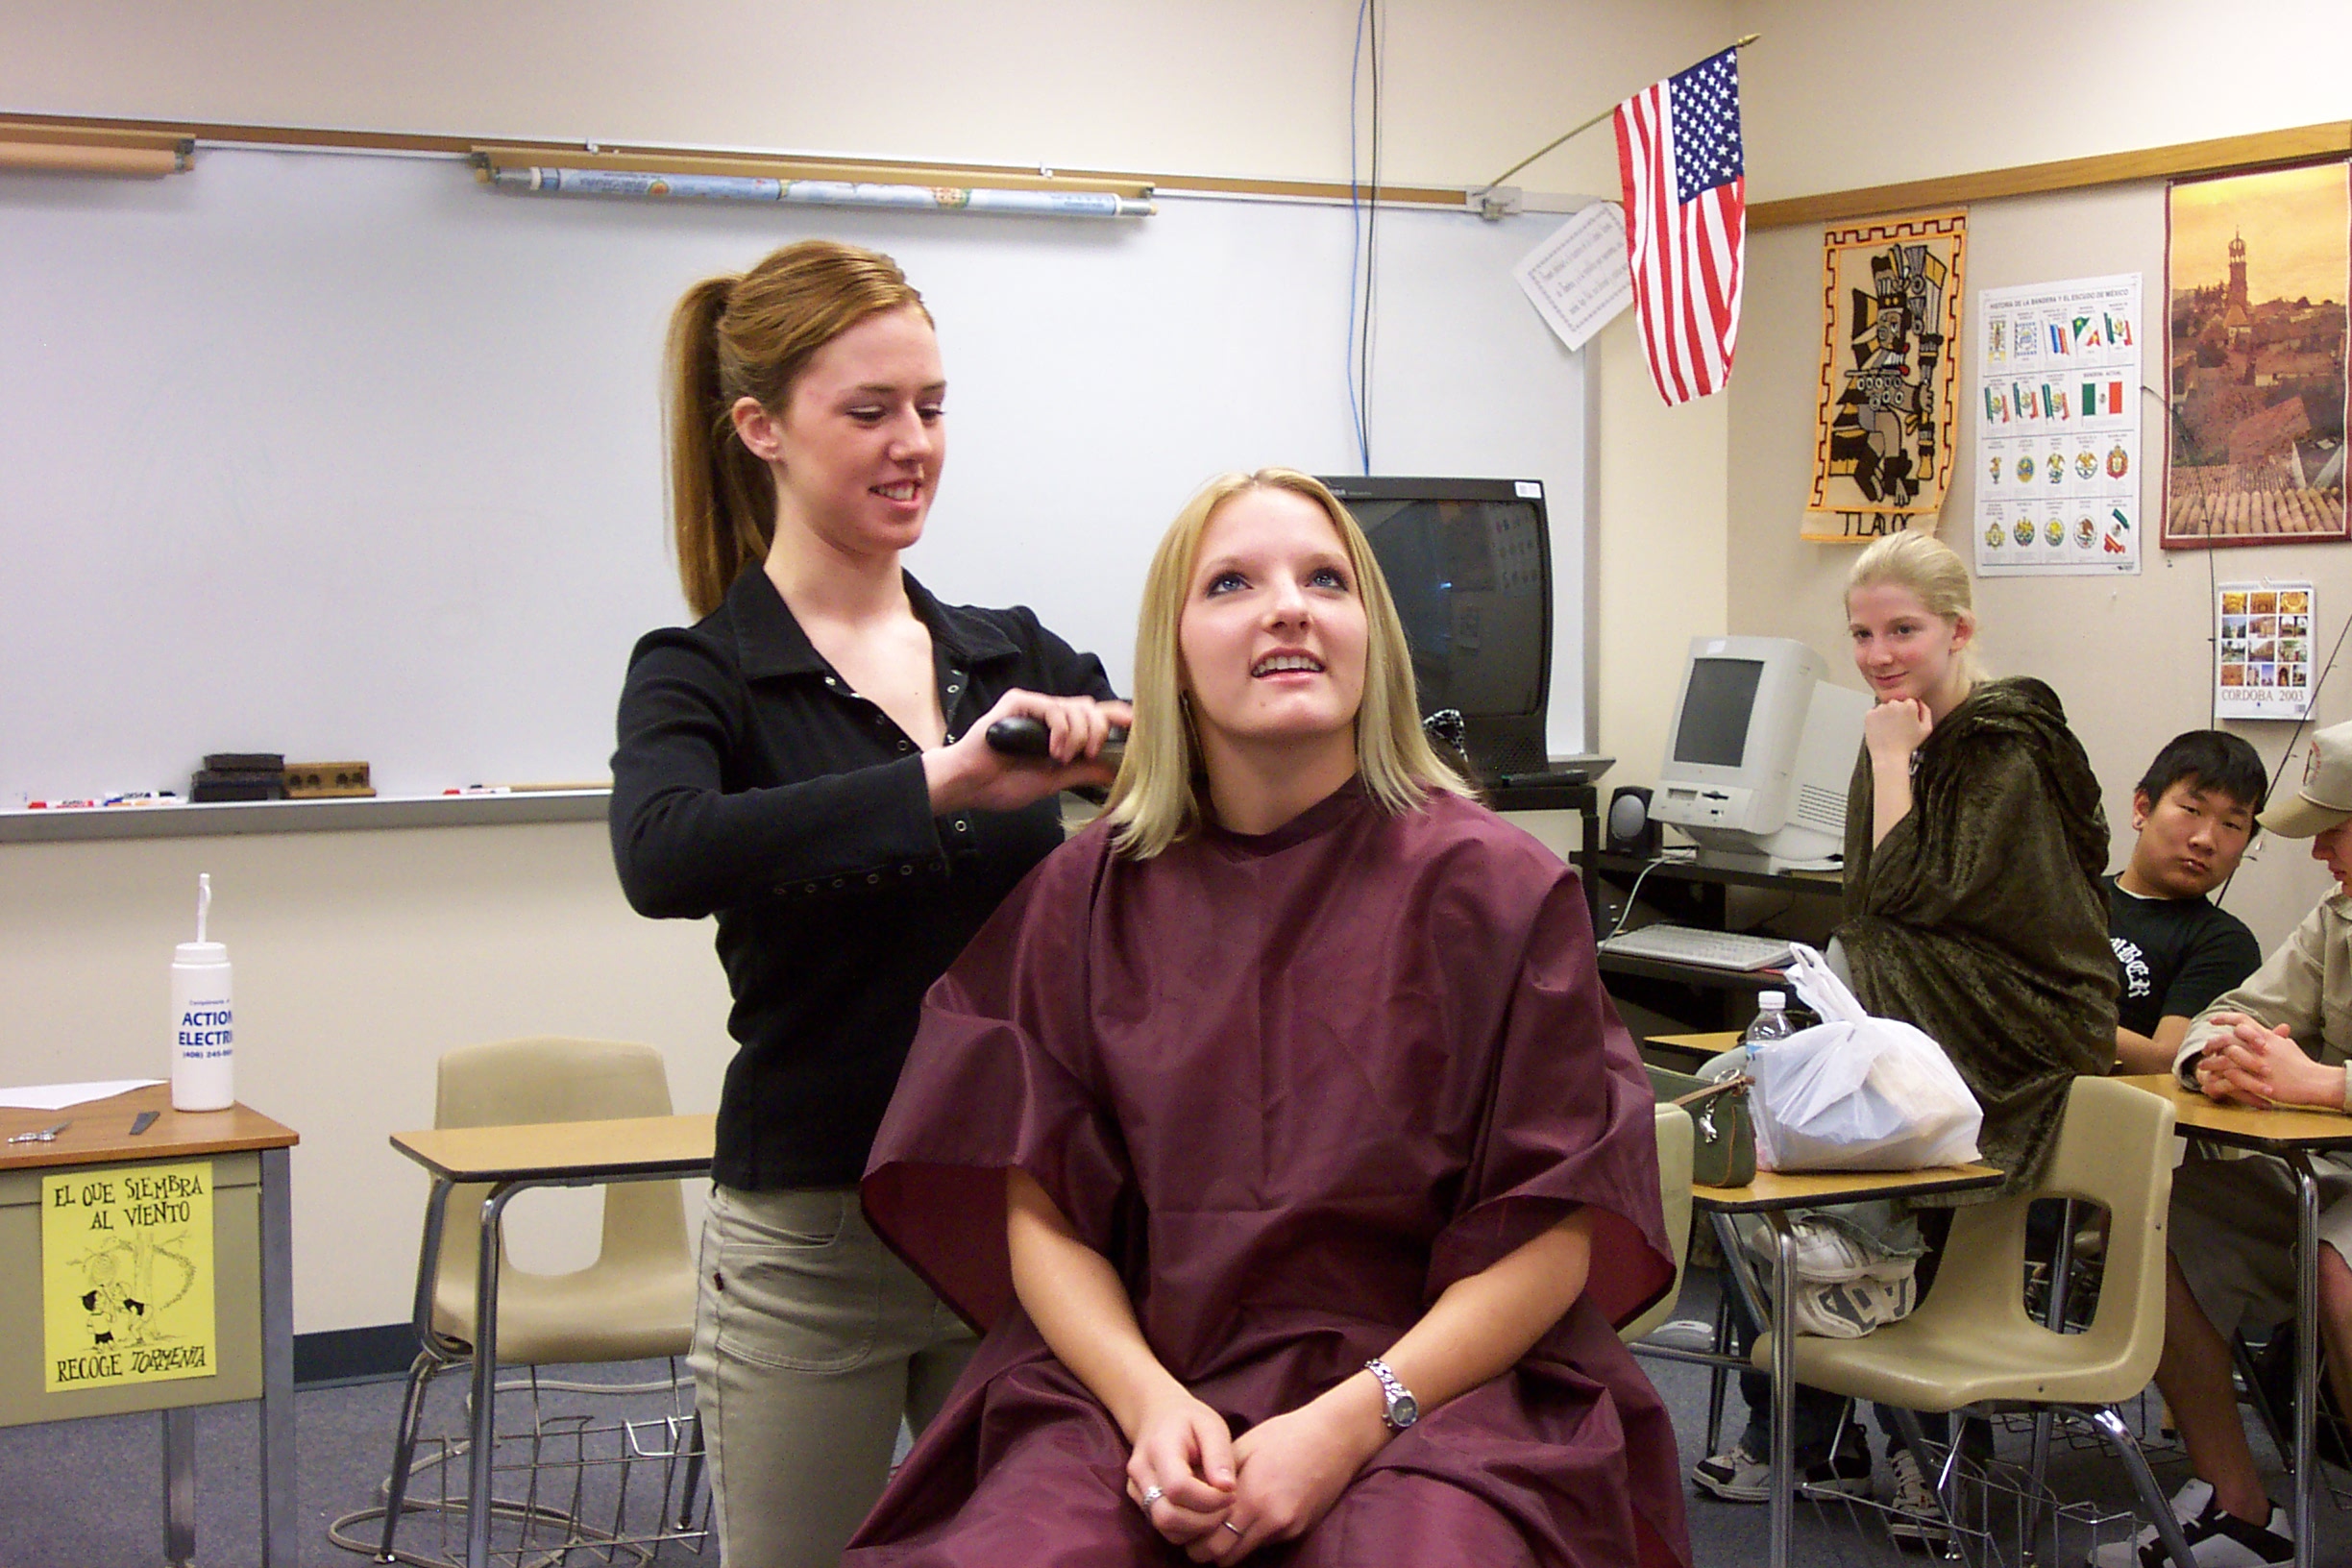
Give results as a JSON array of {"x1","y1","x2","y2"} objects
[
  {"x1": 170, "y1": 873, "x2": 235, "y2": 1112},
  {"x1": 1743, "y1": 990, "x2": 1798, "y2": 1051}
]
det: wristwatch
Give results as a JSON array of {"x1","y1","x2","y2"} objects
[{"x1": 1364, "y1": 1359, "x2": 1418, "y2": 1431}]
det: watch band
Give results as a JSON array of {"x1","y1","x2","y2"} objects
[{"x1": 1363, "y1": 1358, "x2": 1418, "y2": 1431}]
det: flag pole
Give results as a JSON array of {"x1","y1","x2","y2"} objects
[{"x1": 1478, "y1": 35, "x2": 1758, "y2": 193}]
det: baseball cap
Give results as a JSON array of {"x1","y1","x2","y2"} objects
[{"x1": 2258, "y1": 720, "x2": 2352, "y2": 837}]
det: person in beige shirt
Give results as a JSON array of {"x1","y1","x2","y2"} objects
[{"x1": 2095, "y1": 718, "x2": 2352, "y2": 1568}]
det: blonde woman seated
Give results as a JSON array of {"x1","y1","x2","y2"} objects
[{"x1": 844, "y1": 471, "x2": 1688, "y2": 1567}]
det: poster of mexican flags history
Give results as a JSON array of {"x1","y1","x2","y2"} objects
[{"x1": 1974, "y1": 273, "x2": 2144, "y2": 576}]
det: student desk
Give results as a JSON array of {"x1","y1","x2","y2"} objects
[
  {"x1": 1688, "y1": 1163, "x2": 2003, "y2": 1568},
  {"x1": 2119, "y1": 1073, "x2": 2352, "y2": 1568},
  {"x1": 1646, "y1": 1029, "x2": 1738, "y2": 1071},
  {"x1": 1636, "y1": 1035, "x2": 2004, "y2": 1568},
  {"x1": 0, "y1": 1085, "x2": 299, "y2": 1567},
  {"x1": 389, "y1": 1112, "x2": 715, "y2": 1568}
]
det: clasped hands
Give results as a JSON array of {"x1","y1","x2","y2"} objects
[
  {"x1": 2193, "y1": 1012, "x2": 2343, "y2": 1110},
  {"x1": 1123, "y1": 1379, "x2": 1387, "y2": 1562}
]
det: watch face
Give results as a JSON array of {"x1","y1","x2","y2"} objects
[{"x1": 1388, "y1": 1391, "x2": 1419, "y2": 1428}]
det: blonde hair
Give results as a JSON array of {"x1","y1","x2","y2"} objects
[
  {"x1": 1098, "y1": 469, "x2": 1470, "y2": 859},
  {"x1": 664, "y1": 240, "x2": 932, "y2": 617},
  {"x1": 1846, "y1": 529, "x2": 1985, "y2": 683}
]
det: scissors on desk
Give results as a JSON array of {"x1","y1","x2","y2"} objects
[{"x1": 7, "y1": 1120, "x2": 71, "y2": 1143}]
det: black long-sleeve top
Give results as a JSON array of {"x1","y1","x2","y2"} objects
[{"x1": 611, "y1": 565, "x2": 1115, "y2": 1189}]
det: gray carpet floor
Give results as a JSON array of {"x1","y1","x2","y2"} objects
[{"x1": 2, "y1": 1273, "x2": 2340, "y2": 1567}]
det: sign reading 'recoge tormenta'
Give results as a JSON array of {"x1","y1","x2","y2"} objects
[{"x1": 40, "y1": 1161, "x2": 217, "y2": 1391}]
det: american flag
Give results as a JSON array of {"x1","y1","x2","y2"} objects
[{"x1": 1613, "y1": 48, "x2": 1745, "y2": 404}]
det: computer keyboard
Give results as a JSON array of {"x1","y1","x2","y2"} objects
[{"x1": 1596, "y1": 924, "x2": 1795, "y2": 972}]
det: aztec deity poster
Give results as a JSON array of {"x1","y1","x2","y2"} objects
[{"x1": 1804, "y1": 210, "x2": 1968, "y2": 543}]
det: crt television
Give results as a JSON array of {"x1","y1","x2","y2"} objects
[
  {"x1": 1651, "y1": 635, "x2": 1870, "y2": 873},
  {"x1": 1319, "y1": 476, "x2": 1555, "y2": 780}
]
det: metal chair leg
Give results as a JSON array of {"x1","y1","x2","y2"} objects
[
  {"x1": 678, "y1": 1406, "x2": 706, "y2": 1531},
  {"x1": 1883, "y1": 1405, "x2": 1965, "y2": 1561},
  {"x1": 2024, "y1": 1199, "x2": 2082, "y2": 1552},
  {"x1": 2235, "y1": 1328, "x2": 2295, "y2": 1471},
  {"x1": 377, "y1": 1350, "x2": 445, "y2": 1562},
  {"x1": 2085, "y1": 1404, "x2": 2201, "y2": 1568},
  {"x1": 1705, "y1": 1283, "x2": 1734, "y2": 1454},
  {"x1": 163, "y1": 1406, "x2": 197, "y2": 1568}
]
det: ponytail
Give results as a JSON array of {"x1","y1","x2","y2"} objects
[{"x1": 660, "y1": 241, "x2": 932, "y2": 619}]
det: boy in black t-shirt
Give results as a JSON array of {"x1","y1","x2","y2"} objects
[{"x1": 2108, "y1": 730, "x2": 2266, "y2": 1074}]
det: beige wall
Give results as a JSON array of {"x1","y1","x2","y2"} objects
[
  {"x1": 0, "y1": 0, "x2": 1732, "y2": 194},
  {"x1": 12, "y1": 0, "x2": 2342, "y2": 1336},
  {"x1": 1735, "y1": 0, "x2": 2352, "y2": 203},
  {"x1": 0, "y1": 822, "x2": 734, "y2": 1323},
  {"x1": 0, "y1": 1, "x2": 1733, "y2": 1333},
  {"x1": 1726, "y1": 180, "x2": 2347, "y2": 959},
  {"x1": 1726, "y1": 0, "x2": 2352, "y2": 955}
]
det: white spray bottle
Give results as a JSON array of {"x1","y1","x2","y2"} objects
[{"x1": 170, "y1": 873, "x2": 234, "y2": 1112}]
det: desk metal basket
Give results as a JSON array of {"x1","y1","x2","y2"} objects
[{"x1": 329, "y1": 1360, "x2": 709, "y2": 1568}]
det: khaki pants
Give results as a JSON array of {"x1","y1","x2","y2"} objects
[{"x1": 690, "y1": 1185, "x2": 976, "y2": 1568}]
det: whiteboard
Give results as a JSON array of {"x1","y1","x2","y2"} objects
[{"x1": 0, "y1": 148, "x2": 1591, "y2": 801}]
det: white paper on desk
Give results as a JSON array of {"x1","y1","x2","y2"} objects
[
  {"x1": 1514, "y1": 203, "x2": 1633, "y2": 353},
  {"x1": 0, "y1": 1078, "x2": 162, "y2": 1111}
]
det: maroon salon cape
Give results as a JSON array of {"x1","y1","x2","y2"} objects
[{"x1": 847, "y1": 782, "x2": 1690, "y2": 1568}]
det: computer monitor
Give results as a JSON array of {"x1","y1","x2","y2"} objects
[
  {"x1": 1319, "y1": 476, "x2": 1555, "y2": 780},
  {"x1": 1650, "y1": 635, "x2": 1871, "y2": 873}
]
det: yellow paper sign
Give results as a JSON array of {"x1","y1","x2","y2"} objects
[{"x1": 41, "y1": 1161, "x2": 218, "y2": 1392}]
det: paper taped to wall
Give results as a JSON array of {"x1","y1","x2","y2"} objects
[{"x1": 1515, "y1": 203, "x2": 1633, "y2": 353}]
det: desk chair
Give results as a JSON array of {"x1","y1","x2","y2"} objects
[
  {"x1": 371, "y1": 1038, "x2": 701, "y2": 1563},
  {"x1": 1758, "y1": 1076, "x2": 2198, "y2": 1568},
  {"x1": 1624, "y1": 1102, "x2": 1695, "y2": 1343}
]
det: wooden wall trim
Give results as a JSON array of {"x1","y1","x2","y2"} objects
[
  {"x1": 1750, "y1": 122, "x2": 2352, "y2": 229},
  {"x1": 0, "y1": 110, "x2": 1476, "y2": 210}
]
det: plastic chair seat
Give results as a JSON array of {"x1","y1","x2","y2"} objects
[
  {"x1": 421, "y1": 1037, "x2": 698, "y2": 1365},
  {"x1": 1623, "y1": 1102, "x2": 1695, "y2": 1344},
  {"x1": 431, "y1": 1244, "x2": 697, "y2": 1365},
  {"x1": 1753, "y1": 1075, "x2": 2175, "y2": 1413},
  {"x1": 1776, "y1": 1303, "x2": 2155, "y2": 1412},
  {"x1": 1744, "y1": 1075, "x2": 2197, "y2": 1568},
  {"x1": 369, "y1": 1037, "x2": 706, "y2": 1565}
]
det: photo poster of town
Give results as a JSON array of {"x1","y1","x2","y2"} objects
[
  {"x1": 2215, "y1": 582, "x2": 2315, "y2": 720},
  {"x1": 1973, "y1": 274, "x2": 2144, "y2": 576},
  {"x1": 2165, "y1": 161, "x2": 2349, "y2": 548},
  {"x1": 41, "y1": 1161, "x2": 218, "y2": 1393},
  {"x1": 1802, "y1": 210, "x2": 1968, "y2": 543}
]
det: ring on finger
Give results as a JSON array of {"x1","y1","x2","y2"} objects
[
  {"x1": 1139, "y1": 1484, "x2": 1164, "y2": 1509},
  {"x1": 1223, "y1": 1521, "x2": 1244, "y2": 1536}
]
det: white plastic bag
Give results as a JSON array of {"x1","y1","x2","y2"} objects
[{"x1": 1747, "y1": 943, "x2": 1984, "y2": 1173}]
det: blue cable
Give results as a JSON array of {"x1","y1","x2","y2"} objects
[{"x1": 1345, "y1": 0, "x2": 1370, "y2": 473}]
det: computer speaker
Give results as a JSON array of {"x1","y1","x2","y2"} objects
[{"x1": 1606, "y1": 785, "x2": 1659, "y2": 857}]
